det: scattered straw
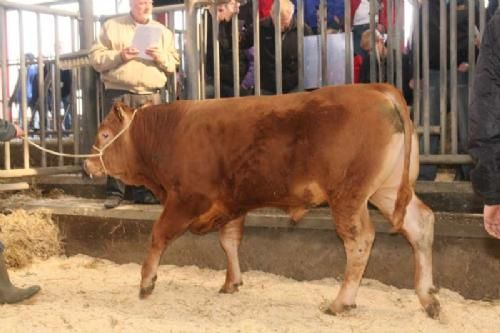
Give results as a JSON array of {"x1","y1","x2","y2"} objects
[{"x1": 0, "y1": 208, "x2": 63, "y2": 269}]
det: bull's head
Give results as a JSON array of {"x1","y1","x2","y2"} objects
[{"x1": 83, "y1": 102, "x2": 138, "y2": 180}]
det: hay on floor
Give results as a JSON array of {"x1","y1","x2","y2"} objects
[{"x1": 0, "y1": 208, "x2": 63, "y2": 269}]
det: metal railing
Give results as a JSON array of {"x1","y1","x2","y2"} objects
[{"x1": 0, "y1": 0, "x2": 490, "y2": 181}]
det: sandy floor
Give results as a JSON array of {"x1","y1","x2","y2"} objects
[{"x1": 0, "y1": 255, "x2": 498, "y2": 333}]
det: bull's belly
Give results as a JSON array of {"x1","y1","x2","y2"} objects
[{"x1": 188, "y1": 182, "x2": 328, "y2": 234}]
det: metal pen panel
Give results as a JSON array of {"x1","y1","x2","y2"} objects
[
  {"x1": 231, "y1": 13, "x2": 240, "y2": 97},
  {"x1": 439, "y1": 0, "x2": 447, "y2": 154},
  {"x1": 273, "y1": 0, "x2": 282, "y2": 95},
  {"x1": 449, "y1": 0, "x2": 458, "y2": 154},
  {"x1": 478, "y1": 0, "x2": 485, "y2": 36},
  {"x1": 297, "y1": 0, "x2": 304, "y2": 91},
  {"x1": 18, "y1": 9, "x2": 29, "y2": 169},
  {"x1": 253, "y1": 0, "x2": 260, "y2": 96},
  {"x1": 0, "y1": 6, "x2": 10, "y2": 170}
]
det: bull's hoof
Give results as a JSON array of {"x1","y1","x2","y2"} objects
[
  {"x1": 424, "y1": 299, "x2": 441, "y2": 319},
  {"x1": 324, "y1": 303, "x2": 357, "y2": 316},
  {"x1": 139, "y1": 285, "x2": 155, "y2": 299},
  {"x1": 219, "y1": 281, "x2": 243, "y2": 294}
]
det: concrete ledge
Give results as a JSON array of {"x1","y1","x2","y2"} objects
[{"x1": 1, "y1": 196, "x2": 498, "y2": 300}]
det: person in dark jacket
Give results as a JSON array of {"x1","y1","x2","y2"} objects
[
  {"x1": 0, "y1": 119, "x2": 41, "y2": 303},
  {"x1": 205, "y1": 0, "x2": 252, "y2": 97},
  {"x1": 468, "y1": 9, "x2": 500, "y2": 239},
  {"x1": 258, "y1": 0, "x2": 313, "y2": 94}
]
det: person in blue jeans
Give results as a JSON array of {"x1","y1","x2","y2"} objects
[{"x1": 0, "y1": 119, "x2": 41, "y2": 304}]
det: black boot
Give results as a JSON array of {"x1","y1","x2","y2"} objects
[{"x1": 0, "y1": 253, "x2": 40, "y2": 304}]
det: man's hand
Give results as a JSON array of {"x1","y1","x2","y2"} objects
[
  {"x1": 145, "y1": 47, "x2": 163, "y2": 64},
  {"x1": 483, "y1": 205, "x2": 500, "y2": 239},
  {"x1": 14, "y1": 124, "x2": 25, "y2": 137},
  {"x1": 458, "y1": 62, "x2": 469, "y2": 72},
  {"x1": 120, "y1": 47, "x2": 139, "y2": 62}
]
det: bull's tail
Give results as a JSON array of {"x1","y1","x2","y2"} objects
[{"x1": 379, "y1": 85, "x2": 413, "y2": 232}]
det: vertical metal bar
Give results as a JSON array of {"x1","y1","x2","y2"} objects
[
  {"x1": 0, "y1": 6, "x2": 11, "y2": 170},
  {"x1": 439, "y1": 0, "x2": 447, "y2": 154},
  {"x1": 37, "y1": 12, "x2": 47, "y2": 167},
  {"x1": 253, "y1": 0, "x2": 260, "y2": 95},
  {"x1": 395, "y1": 0, "x2": 403, "y2": 90},
  {"x1": 297, "y1": 0, "x2": 304, "y2": 91},
  {"x1": 71, "y1": 17, "x2": 79, "y2": 163},
  {"x1": 319, "y1": 0, "x2": 327, "y2": 87},
  {"x1": 369, "y1": 0, "x2": 377, "y2": 83},
  {"x1": 478, "y1": 0, "x2": 485, "y2": 37},
  {"x1": 54, "y1": 15, "x2": 63, "y2": 165},
  {"x1": 231, "y1": 12, "x2": 240, "y2": 97},
  {"x1": 386, "y1": 0, "x2": 394, "y2": 85},
  {"x1": 467, "y1": 0, "x2": 475, "y2": 101},
  {"x1": 211, "y1": 5, "x2": 220, "y2": 98},
  {"x1": 18, "y1": 10, "x2": 29, "y2": 169},
  {"x1": 273, "y1": 0, "x2": 282, "y2": 94},
  {"x1": 422, "y1": 0, "x2": 430, "y2": 154},
  {"x1": 412, "y1": 0, "x2": 421, "y2": 127},
  {"x1": 344, "y1": 0, "x2": 352, "y2": 83},
  {"x1": 449, "y1": 0, "x2": 458, "y2": 154},
  {"x1": 185, "y1": 0, "x2": 199, "y2": 99},
  {"x1": 167, "y1": 9, "x2": 178, "y2": 101}
]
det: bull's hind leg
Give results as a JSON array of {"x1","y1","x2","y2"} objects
[
  {"x1": 328, "y1": 204, "x2": 375, "y2": 314},
  {"x1": 370, "y1": 189, "x2": 440, "y2": 318},
  {"x1": 140, "y1": 193, "x2": 191, "y2": 298},
  {"x1": 218, "y1": 216, "x2": 245, "y2": 293}
]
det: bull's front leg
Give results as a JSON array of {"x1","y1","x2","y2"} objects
[
  {"x1": 218, "y1": 216, "x2": 245, "y2": 293},
  {"x1": 139, "y1": 192, "x2": 191, "y2": 298}
]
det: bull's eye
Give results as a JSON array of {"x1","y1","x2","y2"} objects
[{"x1": 102, "y1": 132, "x2": 109, "y2": 139}]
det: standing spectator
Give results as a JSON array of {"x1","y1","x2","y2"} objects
[
  {"x1": 8, "y1": 53, "x2": 38, "y2": 128},
  {"x1": 252, "y1": 0, "x2": 313, "y2": 94},
  {"x1": 89, "y1": 0, "x2": 179, "y2": 209},
  {"x1": 351, "y1": 0, "x2": 386, "y2": 55},
  {"x1": 205, "y1": 0, "x2": 252, "y2": 97},
  {"x1": 358, "y1": 28, "x2": 386, "y2": 83},
  {"x1": 305, "y1": 0, "x2": 344, "y2": 34},
  {"x1": 468, "y1": 9, "x2": 500, "y2": 239},
  {"x1": 0, "y1": 119, "x2": 41, "y2": 304}
]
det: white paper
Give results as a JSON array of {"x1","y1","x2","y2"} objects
[{"x1": 131, "y1": 25, "x2": 163, "y2": 60}]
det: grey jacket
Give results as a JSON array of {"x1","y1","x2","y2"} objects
[{"x1": 0, "y1": 120, "x2": 16, "y2": 142}]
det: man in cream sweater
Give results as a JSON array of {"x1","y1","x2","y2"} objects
[{"x1": 90, "y1": 0, "x2": 179, "y2": 209}]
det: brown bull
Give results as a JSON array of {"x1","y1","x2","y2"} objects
[{"x1": 84, "y1": 83, "x2": 440, "y2": 318}]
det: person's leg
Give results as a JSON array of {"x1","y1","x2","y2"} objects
[
  {"x1": 418, "y1": 70, "x2": 441, "y2": 180},
  {"x1": 102, "y1": 90, "x2": 127, "y2": 208},
  {"x1": 0, "y1": 241, "x2": 40, "y2": 304}
]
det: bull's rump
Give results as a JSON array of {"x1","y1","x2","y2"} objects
[{"x1": 149, "y1": 84, "x2": 404, "y2": 209}]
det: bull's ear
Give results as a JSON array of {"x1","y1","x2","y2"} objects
[{"x1": 113, "y1": 102, "x2": 127, "y2": 122}]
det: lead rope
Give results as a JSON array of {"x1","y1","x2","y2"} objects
[{"x1": 22, "y1": 109, "x2": 139, "y2": 174}]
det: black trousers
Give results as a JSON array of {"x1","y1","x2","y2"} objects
[{"x1": 103, "y1": 89, "x2": 162, "y2": 201}]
